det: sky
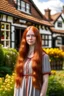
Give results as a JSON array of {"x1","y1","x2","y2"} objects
[{"x1": 32, "y1": 0, "x2": 64, "y2": 14}]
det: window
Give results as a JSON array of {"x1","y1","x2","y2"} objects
[
  {"x1": 1, "y1": 22, "x2": 10, "y2": 47},
  {"x1": 21, "y1": 1, "x2": 25, "y2": 11},
  {"x1": 56, "y1": 37, "x2": 62, "y2": 45},
  {"x1": 17, "y1": 0, "x2": 31, "y2": 14},
  {"x1": 57, "y1": 21, "x2": 62, "y2": 27},
  {"x1": 41, "y1": 34, "x2": 49, "y2": 46},
  {"x1": 26, "y1": 3, "x2": 30, "y2": 13},
  {"x1": 17, "y1": 0, "x2": 20, "y2": 10}
]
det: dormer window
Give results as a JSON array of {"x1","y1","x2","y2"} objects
[
  {"x1": 26, "y1": 3, "x2": 30, "y2": 13},
  {"x1": 57, "y1": 21, "x2": 62, "y2": 27},
  {"x1": 21, "y1": 1, "x2": 25, "y2": 12},
  {"x1": 17, "y1": 0, "x2": 31, "y2": 14}
]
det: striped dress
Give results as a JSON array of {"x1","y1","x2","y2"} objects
[{"x1": 14, "y1": 53, "x2": 51, "y2": 96}]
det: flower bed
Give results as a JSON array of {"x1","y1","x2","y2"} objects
[
  {"x1": 43, "y1": 48, "x2": 64, "y2": 70},
  {"x1": 0, "y1": 73, "x2": 15, "y2": 96},
  {"x1": 0, "y1": 71, "x2": 64, "y2": 96}
]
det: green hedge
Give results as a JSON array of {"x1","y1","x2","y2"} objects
[{"x1": 0, "y1": 44, "x2": 18, "y2": 77}]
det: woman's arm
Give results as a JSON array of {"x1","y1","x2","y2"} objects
[{"x1": 40, "y1": 74, "x2": 49, "y2": 96}]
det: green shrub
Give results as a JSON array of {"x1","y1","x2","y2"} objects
[
  {"x1": 3, "y1": 48, "x2": 18, "y2": 70},
  {"x1": 0, "y1": 44, "x2": 4, "y2": 66},
  {"x1": 0, "y1": 45, "x2": 18, "y2": 77},
  {"x1": 47, "y1": 71, "x2": 64, "y2": 96},
  {"x1": 0, "y1": 66, "x2": 12, "y2": 77}
]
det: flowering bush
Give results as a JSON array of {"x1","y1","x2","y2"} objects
[
  {"x1": 51, "y1": 70, "x2": 56, "y2": 75},
  {"x1": 0, "y1": 73, "x2": 15, "y2": 96},
  {"x1": 43, "y1": 48, "x2": 64, "y2": 61},
  {"x1": 47, "y1": 71, "x2": 64, "y2": 96},
  {"x1": 0, "y1": 71, "x2": 64, "y2": 96}
]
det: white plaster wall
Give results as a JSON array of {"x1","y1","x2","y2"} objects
[
  {"x1": 12, "y1": 23, "x2": 27, "y2": 28},
  {"x1": 40, "y1": 28, "x2": 51, "y2": 34},
  {"x1": 61, "y1": 13, "x2": 64, "y2": 30},
  {"x1": 7, "y1": 16, "x2": 13, "y2": 23},
  {"x1": 2, "y1": 15, "x2": 13, "y2": 23},
  {"x1": 62, "y1": 13, "x2": 64, "y2": 19},
  {"x1": 3, "y1": 15, "x2": 6, "y2": 21}
]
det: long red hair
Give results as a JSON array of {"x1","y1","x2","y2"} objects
[{"x1": 15, "y1": 26, "x2": 43, "y2": 90}]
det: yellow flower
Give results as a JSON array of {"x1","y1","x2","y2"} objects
[{"x1": 51, "y1": 70, "x2": 56, "y2": 75}]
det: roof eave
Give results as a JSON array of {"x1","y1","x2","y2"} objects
[{"x1": 0, "y1": 10, "x2": 52, "y2": 26}]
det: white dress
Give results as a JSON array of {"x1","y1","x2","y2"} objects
[{"x1": 14, "y1": 54, "x2": 51, "y2": 96}]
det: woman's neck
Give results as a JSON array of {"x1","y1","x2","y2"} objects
[{"x1": 27, "y1": 45, "x2": 35, "y2": 58}]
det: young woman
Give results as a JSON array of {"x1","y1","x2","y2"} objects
[{"x1": 14, "y1": 26, "x2": 51, "y2": 96}]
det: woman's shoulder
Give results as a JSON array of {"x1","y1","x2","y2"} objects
[{"x1": 42, "y1": 52, "x2": 49, "y2": 58}]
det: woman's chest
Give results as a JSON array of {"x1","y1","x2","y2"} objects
[{"x1": 23, "y1": 59, "x2": 32, "y2": 74}]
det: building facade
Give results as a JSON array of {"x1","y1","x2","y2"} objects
[
  {"x1": 43, "y1": 8, "x2": 64, "y2": 48},
  {"x1": 0, "y1": 0, "x2": 52, "y2": 49}
]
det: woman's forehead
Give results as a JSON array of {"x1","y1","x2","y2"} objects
[{"x1": 27, "y1": 29, "x2": 34, "y2": 35}]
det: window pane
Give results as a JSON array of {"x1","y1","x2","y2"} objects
[
  {"x1": 21, "y1": 7, "x2": 25, "y2": 11},
  {"x1": 42, "y1": 35, "x2": 44, "y2": 39},
  {"x1": 21, "y1": 1, "x2": 25, "y2": 7},
  {"x1": 26, "y1": 9, "x2": 30, "y2": 12},
  {"x1": 1, "y1": 31, "x2": 5, "y2": 40},
  {"x1": 6, "y1": 31, "x2": 10, "y2": 39},
  {"x1": 6, "y1": 24, "x2": 10, "y2": 30},
  {"x1": 18, "y1": 0, "x2": 20, "y2": 5},
  {"x1": 45, "y1": 35, "x2": 48, "y2": 39},
  {"x1": 6, "y1": 41, "x2": 10, "y2": 47},
  {"x1": 45, "y1": 40, "x2": 48, "y2": 45},
  {"x1": 1, "y1": 41, "x2": 4, "y2": 46},
  {"x1": 26, "y1": 3, "x2": 30, "y2": 9},
  {"x1": 1, "y1": 24, "x2": 4, "y2": 29},
  {"x1": 57, "y1": 21, "x2": 62, "y2": 27},
  {"x1": 18, "y1": 5, "x2": 20, "y2": 10},
  {"x1": 26, "y1": 3, "x2": 30, "y2": 13},
  {"x1": 21, "y1": 1, "x2": 25, "y2": 11}
]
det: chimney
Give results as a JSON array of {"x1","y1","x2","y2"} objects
[
  {"x1": 45, "y1": 9, "x2": 51, "y2": 20},
  {"x1": 62, "y1": 6, "x2": 64, "y2": 13}
]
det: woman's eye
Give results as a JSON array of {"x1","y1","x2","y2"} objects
[{"x1": 26, "y1": 35, "x2": 35, "y2": 37}]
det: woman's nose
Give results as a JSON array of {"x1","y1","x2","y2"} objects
[{"x1": 29, "y1": 35, "x2": 32, "y2": 39}]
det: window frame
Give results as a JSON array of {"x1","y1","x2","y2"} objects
[
  {"x1": 41, "y1": 34, "x2": 49, "y2": 46},
  {"x1": 1, "y1": 22, "x2": 10, "y2": 47},
  {"x1": 57, "y1": 21, "x2": 62, "y2": 28},
  {"x1": 17, "y1": 0, "x2": 31, "y2": 14}
]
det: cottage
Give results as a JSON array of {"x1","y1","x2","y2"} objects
[
  {"x1": 0, "y1": 0, "x2": 52, "y2": 50},
  {"x1": 43, "y1": 7, "x2": 64, "y2": 48}
]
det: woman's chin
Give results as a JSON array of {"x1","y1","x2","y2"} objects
[{"x1": 28, "y1": 43, "x2": 34, "y2": 46}]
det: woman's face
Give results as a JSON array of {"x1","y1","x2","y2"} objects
[{"x1": 26, "y1": 29, "x2": 36, "y2": 46}]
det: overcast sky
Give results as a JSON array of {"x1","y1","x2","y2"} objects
[{"x1": 32, "y1": 0, "x2": 64, "y2": 14}]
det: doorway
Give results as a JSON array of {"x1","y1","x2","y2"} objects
[{"x1": 15, "y1": 28, "x2": 25, "y2": 50}]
